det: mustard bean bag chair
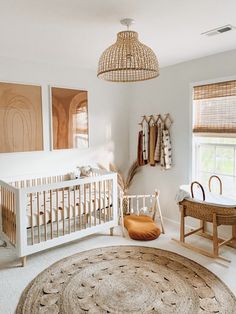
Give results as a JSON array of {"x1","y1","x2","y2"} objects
[{"x1": 124, "y1": 214, "x2": 161, "y2": 241}]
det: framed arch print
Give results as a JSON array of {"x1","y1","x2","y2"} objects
[
  {"x1": 0, "y1": 81, "x2": 43, "y2": 153},
  {"x1": 50, "y1": 86, "x2": 89, "y2": 150}
]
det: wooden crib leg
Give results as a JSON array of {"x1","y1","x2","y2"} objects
[
  {"x1": 21, "y1": 256, "x2": 27, "y2": 267},
  {"x1": 110, "y1": 227, "x2": 114, "y2": 236}
]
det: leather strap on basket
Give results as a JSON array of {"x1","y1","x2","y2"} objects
[
  {"x1": 208, "y1": 175, "x2": 222, "y2": 195},
  {"x1": 191, "y1": 181, "x2": 205, "y2": 201}
]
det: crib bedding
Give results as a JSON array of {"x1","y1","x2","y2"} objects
[{"x1": 26, "y1": 191, "x2": 112, "y2": 228}]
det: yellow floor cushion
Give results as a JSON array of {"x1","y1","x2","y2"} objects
[{"x1": 124, "y1": 214, "x2": 161, "y2": 241}]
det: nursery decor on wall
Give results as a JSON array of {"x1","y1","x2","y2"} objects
[
  {"x1": 0, "y1": 82, "x2": 43, "y2": 153},
  {"x1": 51, "y1": 87, "x2": 89, "y2": 150}
]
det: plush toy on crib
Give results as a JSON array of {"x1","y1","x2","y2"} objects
[
  {"x1": 70, "y1": 166, "x2": 92, "y2": 180},
  {"x1": 80, "y1": 165, "x2": 92, "y2": 177},
  {"x1": 69, "y1": 167, "x2": 81, "y2": 180}
]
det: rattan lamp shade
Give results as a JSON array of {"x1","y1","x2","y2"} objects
[{"x1": 97, "y1": 30, "x2": 159, "y2": 82}]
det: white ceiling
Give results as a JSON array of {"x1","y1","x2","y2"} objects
[{"x1": 1, "y1": 0, "x2": 236, "y2": 70}]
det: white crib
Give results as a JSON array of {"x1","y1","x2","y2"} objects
[{"x1": 0, "y1": 168, "x2": 118, "y2": 266}]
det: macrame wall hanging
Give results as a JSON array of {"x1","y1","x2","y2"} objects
[{"x1": 137, "y1": 113, "x2": 173, "y2": 170}]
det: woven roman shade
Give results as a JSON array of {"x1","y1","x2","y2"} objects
[{"x1": 193, "y1": 80, "x2": 236, "y2": 133}]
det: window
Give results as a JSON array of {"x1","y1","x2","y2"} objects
[{"x1": 192, "y1": 80, "x2": 236, "y2": 197}]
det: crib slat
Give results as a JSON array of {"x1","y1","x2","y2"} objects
[
  {"x1": 30, "y1": 193, "x2": 34, "y2": 245},
  {"x1": 62, "y1": 188, "x2": 65, "y2": 235},
  {"x1": 99, "y1": 181, "x2": 101, "y2": 224},
  {"x1": 56, "y1": 189, "x2": 59, "y2": 237},
  {"x1": 8, "y1": 191, "x2": 10, "y2": 241},
  {"x1": 73, "y1": 186, "x2": 76, "y2": 232},
  {"x1": 13, "y1": 192, "x2": 16, "y2": 245},
  {"x1": 2, "y1": 188, "x2": 5, "y2": 234},
  {"x1": 10, "y1": 192, "x2": 13, "y2": 243},
  {"x1": 89, "y1": 183, "x2": 92, "y2": 227},
  {"x1": 11, "y1": 191, "x2": 14, "y2": 243},
  {"x1": 84, "y1": 185, "x2": 87, "y2": 228},
  {"x1": 103, "y1": 181, "x2": 106, "y2": 222},
  {"x1": 6, "y1": 188, "x2": 8, "y2": 238},
  {"x1": 43, "y1": 191, "x2": 47, "y2": 241},
  {"x1": 50, "y1": 190, "x2": 53, "y2": 239},
  {"x1": 10, "y1": 191, "x2": 13, "y2": 243},
  {"x1": 68, "y1": 189, "x2": 71, "y2": 234},
  {"x1": 37, "y1": 192, "x2": 40, "y2": 243},
  {"x1": 107, "y1": 180, "x2": 110, "y2": 221},
  {"x1": 94, "y1": 182, "x2": 97, "y2": 226},
  {"x1": 79, "y1": 186, "x2": 82, "y2": 230},
  {"x1": 5, "y1": 188, "x2": 7, "y2": 235}
]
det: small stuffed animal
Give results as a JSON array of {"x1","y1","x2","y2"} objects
[
  {"x1": 80, "y1": 166, "x2": 92, "y2": 177},
  {"x1": 69, "y1": 167, "x2": 81, "y2": 180}
]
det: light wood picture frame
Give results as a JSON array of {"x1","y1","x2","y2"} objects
[
  {"x1": 0, "y1": 82, "x2": 43, "y2": 153},
  {"x1": 51, "y1": 86, "x2": 89, "y2": 150}
]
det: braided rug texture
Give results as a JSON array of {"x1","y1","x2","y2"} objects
[{"x1": 16, "y1": 246, "x2": 236, "y2": 314}]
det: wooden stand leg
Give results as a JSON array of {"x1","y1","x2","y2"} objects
[
  {"x1": 200, "y1": 220, "x2": 206, "y2": 233},
  {"x1": 21, "y1": 256, "x2": 26, "y2": 267},
  {"x1": 110, "y1": 227, "x2": 114, "y2": 236},
  {"x1": 157, "y1": 197, "x2": 165, "y2": 234},
  {"x1": 213, "y1": 213, "x2": 218, "y2": 257},
  {"x1": 180, "y1": 206, "x2": 185, "y2": 242},
  {"x1": 232, "y1": 225, "x2": 236, "y2": 239}
]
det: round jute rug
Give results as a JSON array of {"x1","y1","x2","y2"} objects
[{"x1": 16, "y1": 246, "x2": 236, "y2": 314}]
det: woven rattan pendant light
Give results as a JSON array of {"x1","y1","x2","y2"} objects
[{"x1": 97, "y1": 18, "x2": 159, "y2": 82}]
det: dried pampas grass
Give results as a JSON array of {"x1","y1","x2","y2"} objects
[{"x1": 98, "y1": 161, "x2": 140, "y2": 194}]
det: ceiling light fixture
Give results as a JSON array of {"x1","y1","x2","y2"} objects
[{"x1": 97, "y1": 18, "x2": 159, "y2": 82}]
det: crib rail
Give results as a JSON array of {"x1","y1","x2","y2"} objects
[{"x1": 9, "y1": 168, "x2": 106, "y2": 188}]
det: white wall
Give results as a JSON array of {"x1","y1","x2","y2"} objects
[
  {"x1": 0, "y1": 56, "x2": 129, "y2": 180},
  {"x1": 128, "y1": 49, "x2": 236, "y2": 222},
  {"x1": 1, "y1": 49, "x2": 236, "y2": 224}
]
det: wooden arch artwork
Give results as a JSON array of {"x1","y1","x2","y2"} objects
[
  {"x1": 51, "y1": 87, "x2": 89, "y2": 150},
  {"x1": 0, "y1": 82, "x2": 43, "y2": 153}
]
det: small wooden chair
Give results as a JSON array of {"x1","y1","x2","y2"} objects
[{"x1": 120, "y1": 190, "x2": 165, "y2": 240}]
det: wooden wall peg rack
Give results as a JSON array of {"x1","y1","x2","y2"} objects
[{"x1": 138, "y1": 113, "x2": 173, "y2": 129}]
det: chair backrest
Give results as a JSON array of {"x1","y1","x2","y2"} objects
[{"x1": 120, "y1": 190, "x2": 159, "y2": 221}]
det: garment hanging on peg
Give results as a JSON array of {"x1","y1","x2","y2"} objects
[
  {"x1": 149, "y1": 116, "x2": 157, "y2": 166},
  {"x1": 161, "y1": 124, "x2": 172, "y2": 170},
  {"x1": 137, "y1": 125, "x2": 145, "y2": 166},
  {"x1": 142, "y1": 117, "x2": 149, "y2": 164},
  {"x1": 154, "y1": 121, "x2": 163, "y2": 163}
]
